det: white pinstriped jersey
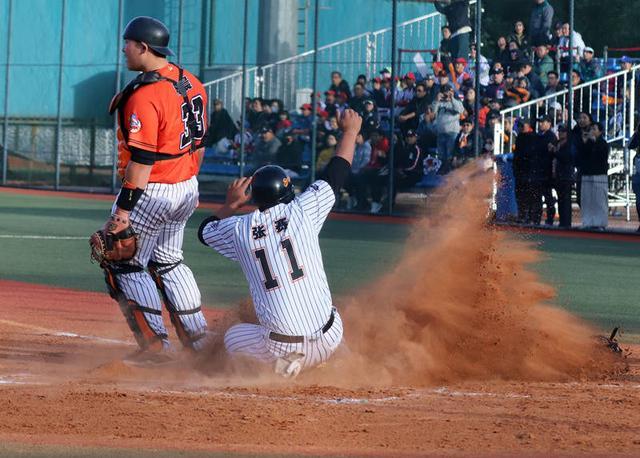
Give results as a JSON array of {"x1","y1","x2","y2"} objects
[{"x1": 202, "y1": 180, "x2": 335, "y2": 336}]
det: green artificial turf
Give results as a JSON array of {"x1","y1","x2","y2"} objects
[{"x1": 0, "y1": 191, "x2": 638, "y2": 339}]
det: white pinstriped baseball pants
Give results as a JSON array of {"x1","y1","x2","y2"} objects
[
  {"x1": 113, "y1": 176, "x2": 208, "y2": 349},
  {"x1": 224, "y1": 308, "x2": 343, "y2": 372}
]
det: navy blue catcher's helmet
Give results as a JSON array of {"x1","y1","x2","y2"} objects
[
  {"x1": 123, "y1": 16, "x2": 175, "y2": 57},
  {"x1": 251, "y1": 165, "x2": 295, "y2": 210}
]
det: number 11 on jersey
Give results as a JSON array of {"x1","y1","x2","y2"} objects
[{"x1": 254, "y1": 238, "x2": 304, "y2": 290}]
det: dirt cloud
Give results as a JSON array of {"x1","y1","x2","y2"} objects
[{"x1": 318, "y1": 163, "x2": 619, "y2": 386}]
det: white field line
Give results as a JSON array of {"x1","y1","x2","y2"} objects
[
  {"x1": 0, "y1": 234, "x2": 85, "y2": 240},
  {"x1": 0, "y1": 373, "x2": 47, "y2": 386},
  {"x1": 0, "y1": 318, "x2": 133, "y2": 346}
]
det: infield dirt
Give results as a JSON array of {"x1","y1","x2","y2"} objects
[{"x1": 0, "y1": 164, "x2": 637, "y2": 456}]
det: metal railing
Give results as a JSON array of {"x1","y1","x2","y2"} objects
[
  {"x1": 494, "y1": 64, "x2": 639, "y2": 217},
  {"x1": 202, "y1": 5, "x2": 459, "y2": 120}
]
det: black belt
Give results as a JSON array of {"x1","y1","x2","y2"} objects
[{"x1": 269, "y1": 309, "x2": 335, "y2": 344}]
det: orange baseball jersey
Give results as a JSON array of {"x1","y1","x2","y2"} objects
[{"x1": 117, "y1": 64, "x2": 208, "y2": 184}]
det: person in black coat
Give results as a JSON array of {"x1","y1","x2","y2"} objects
[
  {"x1": 513, "y1": 119, "x2": 538, "y2": 224},
  {"x1": 434, "y1": 0, "x2": 471, "y2": 59},
  {"x1": 205, "y1": 99, "x2": 238, "y2": 147},
  {"x1": 398, "y1": 82, "x2": 430, "y2": 135},
  {"x1": 535, "y1": 115, "x2": 558, "y2": 225},
  {"x1": 329, "y1": 71, "x2": 352, "y2": 100},
  {"x1": 549, "y1": 124, "x2": 576, "y2": 228}
]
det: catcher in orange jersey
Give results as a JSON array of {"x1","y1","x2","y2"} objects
[{"x1": 90, "y1": 16, "x2": 210, "y2": 366}]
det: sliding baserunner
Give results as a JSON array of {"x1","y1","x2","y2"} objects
[{"x1": 198, "y1": 109, "x2": 362, "y2": 377}]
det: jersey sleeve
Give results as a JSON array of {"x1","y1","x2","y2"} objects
[
  {"x1": 295, "y1": 180, "x2": 335, "y2": 232},
  {"x1": 200, "y1": 216, "x2": 239, "y2": 261},
  {"x1": 124, "y1": 90, "x2": 159, "y2": 152}
]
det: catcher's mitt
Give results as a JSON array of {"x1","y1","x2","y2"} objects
[{"x1": 89, "y1": 224, "x2": 138, "y2": 267}]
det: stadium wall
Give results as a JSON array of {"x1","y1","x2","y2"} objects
[{"x1": 0, "y1": 0, "x2": 434, "y2": 121}]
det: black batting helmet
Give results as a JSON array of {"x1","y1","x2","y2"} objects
[
  {"x1": 123, "y1": 16, "x2": 174, "y2": 57},
  {"x1": 251, "y1": 165, "x2": 295, "y2": 210}
]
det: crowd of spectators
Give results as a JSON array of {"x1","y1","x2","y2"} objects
[{"x1": 204, "y1": 0, "x2": 635, "y2": 225}]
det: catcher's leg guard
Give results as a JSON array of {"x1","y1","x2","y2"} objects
[
  {"x1": 103, "y1": 264, "x2": 168, "y2": 350},
  {"x1": 148, "y1": 260, "x2": 208, "y2": 351}
]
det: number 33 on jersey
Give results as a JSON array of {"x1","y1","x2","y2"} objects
[{"x1": 117, "y1": 64, "x2": 207, "y2": 184}]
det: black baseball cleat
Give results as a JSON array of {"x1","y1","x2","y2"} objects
[{"x1": 598, "y1": 327, "x2": 623, "y2": 354}]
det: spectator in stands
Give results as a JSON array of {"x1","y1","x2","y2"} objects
[
  {"x1": 483, "y1": 110, "x2": 502, "y2": 142},
  {"x1": 292, "y1": 103, "x2": 313, "y2": 137},
  {"x1": 508, "y1": 21, "x2": 529, "y2": 55},
  {"x1": 397, "y1": 73, "x2": 417, "y2": 108},
  {"x1": 423, "y1": 74, "x2": 438, "y2": 105},
  {"x1": 356, "y1": 129, "x2": 389, "y2": 213},
  {"x1": 433, "y1": 83, "x2": 464, "y2": 173},
  {"x1": 513, "y1": 118, "x2": 538, "y2": 223},
  {"x1": 469, "y1": 43, "x2": 490, "y2": 87},
  {"x1": 629, "y1": 123, "x2": 640, "y2": 231},
  {"x1": 571, "y1": 70, "x2": 590, "y2": 115},
  {"x1": 440, "y1": 26, "x2": 452, "y2": 63},
  {"x1": 578, "y1": 47, "x2": 602, "y2": 82},
  {"x1": 529, "y1": 0, "x2": 554, "y2": 46},
  {"x1": 545, "y1": 70, "x2": 562, "y2": 95},
  {"x1": 549, "y1": 22, "x2": 562, "y2": 58},
  {"x1": 549, "y1": 124, "x2": 575, "y2": 228},
  {"x1": 534, "y1": 45, "x2": 555, "y2": 87},
  {"x1": 248, "y1": 98, "x2": 268, "y2": 131},
  {"x1": 380, "y1": 77, "x2": 394, "y2": 111},
  {"x1": 350, "y1": 83, "x2": 368, "y2": 115},
  {"x1": 276, "y1": 134, "x2": 304, "y2": 174},
  {"x1": 393, "y1": 129, "x2": 425, "y2": 203},
  {"x1": 504, "y1": 76, "x2": 531, "y2": 107},
  {"x1": 436, "y1": 70, "x2": 452, "y2": 93},
  {"x1": 452, "y1": 118, "x2": 479, "y2": 168},
  {"x1": 316, "y1": 134, "x2": 338, "y2": 172},
  {"x1": 253, "y1": 126, "x2": 282, "y2": 166},
  {"x1": 336, "y1": 92, "x2": 349, "y2": 116},
  {"x1": 558, "y1": 22, "x2": 586, "y2": 67},
  {"x1": 517, "y1": 61, "x2": 543, "y2": 98},
  {"x1": 324, "y1": 90, "x2": 338, "y2": 118},
  {"x1": 507, "y1": 42, "x2": 524, "y2": 73},
  {"x1": 399, "y1": 82, "x2": 429, "y2": 135},
  {"x1": 537, "y1": 115, "x2": 557, "y2": 225},
  {"x1": 463, "y1": 86, "x2": 476, "y2": 119},
  {"x1": 494, "y1": 37, "x2": 511, "y2": 70},
  {"x1": 361, "y1": 100, "x2": 380, "y2": 136},
  {"x1": 371, "y1": 78, "x2": 389, "y2": 110},
  {"x1": 356, "y1": 74, "x2": 372, "y2": 97},
  {"x1": 205, "y1": 99, "x2": 238, "y2": 147},
  {"x1": 347, "y1": 132, "x2": 372, "y2": 210},
  {"x1": 485, "y1": 68, "x2": 506, "y2": 103},
  {"x1": 452, "y1": 58, "x2": 472, "y2": 91},
  {"x1": 577, "y1": 122, "x2": 609, "y2": 229},
  {"x1": 417, "y1": 105, "x2": 438, "y2": 154},
  {"x1": 434, "y1": 0, "x2": 471, "y2": 59},
  {"x1": 620, "y1": 55, "x2": 634, "y2": 72},
  {"x1": 329, "y1": 71, "x2": 351, "y2": 99},
  {"x1": 320, "y1": 115, "x2": 340, "y2": 142},
  {"x1": 275, "y1": 110, "x2": 292, "y2": 138}
]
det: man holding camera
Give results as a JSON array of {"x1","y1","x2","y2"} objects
[{"x1": 432, "y1": 84, "x2": 464, "y2": 174}]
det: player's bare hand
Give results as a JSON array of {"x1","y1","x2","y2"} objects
[
  {"x1": 226, "y1": 177, "x2": 253, "y2": 210},
  {"x1": 339, "y1": 109, "x2": 362, "y2": 134}
]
